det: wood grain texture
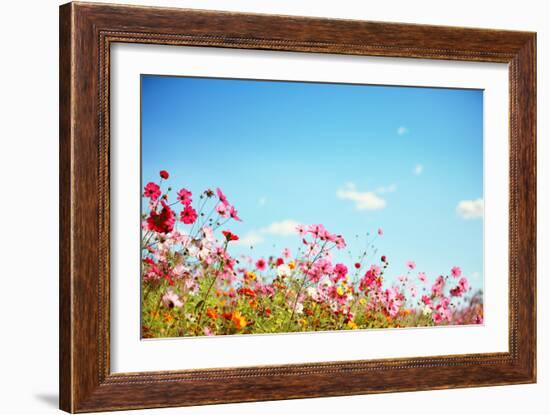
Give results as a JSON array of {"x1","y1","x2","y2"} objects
[{"x1": 59, "y1": 2, "x2": 537, "y2": 412}]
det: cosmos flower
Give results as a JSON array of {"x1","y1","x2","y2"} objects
[
  {"x1": 177, "y1": 188, "x2": 192, "y2": 205},
  {"x1": 143, "y1": 182, "x2": 161, "y2": 201},
  {"x1": 451, "y1": 266, "x2": 462, "y2": 278},
  {"x1": 216, "y1": 202, "x2": 230, "y2": 218},
  {"x1": 255, "y1": 258, "x2": 267, "y2": 271},
  {"x1": 180, "y1": 205, "x2": 198, "y2": 224},
  {"x1": 161, "y1": 289, "x2": 183, "y2": 308}
]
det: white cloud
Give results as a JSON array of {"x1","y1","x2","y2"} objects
[
  {"x1": 413, "y1": 164, "x2": 424, "y2": 175},
  {"x1": 470, "y1": 271, "x2": 482, "y2": 281},
  {"x1": 336, "y1": 182, "x2": 386, "y2": 210},
  {"x1": 261, "y1": 219, "x2": 301, "y2": 236},
  {"x1": 456, "y1": 198, "x2": 484, "y2": 219},
  {"x1": 375, "y1": 184, "x2": 397, "y2": 194},
  {"x1": 235, "y1": 219, "x2": 301, "y2": 247},
  {"x1": 235, "y1": 231, "x2": 264, "y2": 247},
  {"x1": 397, "y1": 126, "x2": 408, "y2": 136}
]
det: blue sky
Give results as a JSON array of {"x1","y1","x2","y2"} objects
[{"x1": 141, "y1": 75, "x2": 484, "y2": 291}]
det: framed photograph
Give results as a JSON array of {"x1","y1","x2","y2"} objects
[{"x1": 59, "y1": 2, "x2": 536, "y2": 412}]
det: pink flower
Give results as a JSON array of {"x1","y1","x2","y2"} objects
[
  {"x1": 458, "y1": 277, "x2": 469, "y2": 292},
  {"x1": 308, "y1": 224, "x2": 326, "y2": 239},
  {"x1": 418, "y1": 272, "x2": 427, "y2": 283},
  {"x1": 282, "y1": 248, "x2": 291, "y2": 258},
  {"x1": 406, "y1": 260, "x2": 416, "y2": 270},
  {"x1": 451, "y1": 266, "x2": 462, "y2": 278},
  {"x1": 159, "y1": 170, "x2": 169, "y2": 179},
  {"x1": 421, "y1": 295, "x2": 431, "y2": 305},
  {"x1": 216, "y1": 187, "x2": 230, "y2": 206},
  {"x1": 333, "y1": 263, "x2": 348, "y2": 281},
  {"x1": 143, "y1": 182, "x2": 161, "y2": 201},
  {"x1": 180, "y1": 205, "x2": 198, "y2": 224},
  {"x1": 255, "y1": 258, "x2": 267, "y2": 271},
  {"x1": 378, "y1": 228, "x2": 383, "y2": 236},
  {"x1": 215, "y1": 202, "x2": 230, "y2": 218},
  {"x1": 229, "y1": 205, "x2": 242, "y2": 221},
  {"x1": 334, "y1": 235, "x2": 347, "y2": 249},
  {"x1": 359, "y1": 264, "x2": 382, "y2": 291},
  {"x1": 161, "y1": 289, "x2": 183, "y2": 308},
  {"x1": 177, "y1": 188, "x2": 192, "y2": 205},
  {"x1": 431, "y1": 275, "x2": 445, "y2": 296},
  {"x1": 296, "y1": 224, "x2": 307, "y2": 236}
]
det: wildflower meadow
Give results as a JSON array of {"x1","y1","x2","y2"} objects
[{"x1": 141, "y1": 170, "x2": 483, "y2": 338}]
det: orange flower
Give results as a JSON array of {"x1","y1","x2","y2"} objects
[
  {"x1": 238, "y1": 287, "x2": 256, "y2": 298},
  {"x1": 206, "y1": 308, "x2": 218, "y2": 319},
  {"x1": 245, "y1": 271, "x2": 257, "y2": 281},
  {"x1": 231, "y1": 311, "x2": 247, "y2": 330},
  {"x1": 163, "y1": 312, "x2": 174, "y2": 323},
  {"x1": 347, "y1": 320, "x2": 358, "y2": 330}
]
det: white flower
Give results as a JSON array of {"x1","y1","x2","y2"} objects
[
  {"x1": 422, "y1": 305, "x2": 432, "y2": 316},
  {"x1": 172, "y1": 264, "x2": 188, "y2": 277},
  {"x1": 161, "y1": 289, "x2": 183, "y2": 308},
  {"x1": 306, "y1": 286, "x2": 317, "y2": 298},
  {"x1": 295, "y1": 303, "x2": 304, "y2": 314},
  {"x1": 277, "y1": 264, "x2": 291, "y2": 278}
]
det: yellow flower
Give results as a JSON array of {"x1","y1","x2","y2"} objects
[
  {"x1": 231, "y1": 311, "x2": 247, "y2": 330},
  {"x1": 347, "y1": 320, "x2": 358, "y2": 330},
  {"x1": 336, "y1": 286, "x2": 344, "y2": 296},
  {"x1": 288, "y1": 261, "x2": 296, "y2": 270},
  {"x1": 245, "y1": 271, "x2": 257, "y2": 281},
  {"x1": 359, "y1": 298, "x2": 367, "y2": 305}
]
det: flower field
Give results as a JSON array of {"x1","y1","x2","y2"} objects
[{"x1": 141, "y1": 171, "x2": 483, "y2": 338}]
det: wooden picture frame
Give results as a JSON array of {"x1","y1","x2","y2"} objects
[{"x1": 59, "y1": 2, "x2": 536, "y2": 412}]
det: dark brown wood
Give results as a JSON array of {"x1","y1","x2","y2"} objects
[{"x1": 59, "y1": 2, "x2": 537, "y2": 412}]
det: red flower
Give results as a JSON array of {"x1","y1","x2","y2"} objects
[
  {"x1": 222, "y1": 230, "x2": 239, "y2": 241},
  {"x1": 159, "y1": 170, "x2": 169, "y2": 179},
  {"x1": 143, "y1": 182, "x2": 161, "y2": 201},
  {"x1": 177, "y1": 188, "x2": 192, "y2": 206},
  {"x1": 237, "y1": 287, "x2": 256, "y2": 298},
  {"x1": 146, "y1": 200, "x2": 175, "y2": 233},
  {"x1": 354, "y1": 262, "x2": 361, "y2": 269},
  {"x1": 180, "y1": 205, "x2": 198, "y2": 224},
  {"x1": 275, "y1": 258, "x2": 284, "y2": 266}
]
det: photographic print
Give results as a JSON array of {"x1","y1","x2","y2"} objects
[{"x1": 140, "y1": 75, "x2": 484, "y2": 338}]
